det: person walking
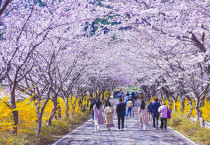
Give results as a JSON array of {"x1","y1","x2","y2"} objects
[
  {"x1": 131, "y1": 98, "x2": 135, "y2": 117},
  {"x1": 135, "y1": 92, "x2": 138, "y2": 100},
  {"x1": 122, "y1": 99, "x2": 127, "y2": 116},
  {"x1": 90, "y1": 99, "x2": 95, "y2": 120},
  {"x1": 138, "y1": 100, "x2": 149, "y2": 130},
  {"x1": 116, "y1": 98, "x2": 126, "y2": 130},
  {"x1": 131, "y1": 92, "x2": 135, "y2": 100},
  {"x1": 147, "y1": 102, "x2": 152, "y2": 122},
  {"x1": 126, "y1": 99, "x2": 133, "y2": 117},
  {"x1": 126, "y1": 92, "x2": 130, "y2": 97},
  {"x1": 103, "y1": 99, "x2": 111, "y2": 111},
  {"x1": 93, "y1": 100, "x2": 104, "y2": 131},
  {"x1": 104, "y1": 101, "x2": 114, "y2": 131},
  {"x1": 158, "y1": 102, "x2": 168, "y2": 130},
  {"x1": 131, "y1": 92, "x2": 135, "y2": 107},
  {"x1": 151, "y1": 97, "x2": 161, "y2": 130},
  {"x1": 124, "y1": 95, "x2": 129, "y2": 104}
]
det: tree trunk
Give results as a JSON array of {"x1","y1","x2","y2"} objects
[
  {"x1": 46, "y1": 96, "x2": 57, "y2": 126},
  {"x1": 89, "y1": 90, "x2": 93, "y2": 98},
  {"x1": 65, "y1": 97, "x2": 69, "y2": 118},
  {"x1": 47, "y1": 105, "x2": 57, "y2": 126},
  {"x1": 36, "y1": 97, "x2": 49, "y2": 135},
  {"x1": 172, "y1": 98, "x2": 176, "y2": 112},
  {"x1": 102, "y1": 91, "x2": 105, "y2": 101},
  {"x1": 180, "y1": 96, "x2": 185, "y2": 110},
  {"x1": 36, "y1": 114, "x2": 43, "y2": 135},
  {"x1": 186, "y1": 102, "x2": 193, "y2": 118},
  {"x1": 195, "y1": 99, "x2": 205, "y2": 128},
  {"x1": 57, "y1": 101, "x2": 61, "y2": 119},
  {"x1": 167, "y1": 98, "x2": 172, "y2": 112},
  {"x1": 10, "y1": 90, "x2": 18, "y2": 134}
]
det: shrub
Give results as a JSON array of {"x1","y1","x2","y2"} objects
[
  {"x1": 168, "y1": 111, "x2": 185, "y2": 127},
  {"x1": 170, "y1": 118, "x2": 182, "y2": 127},
  {"x1": 41, "y1": 120, "x2": 70, "y2": 136}
]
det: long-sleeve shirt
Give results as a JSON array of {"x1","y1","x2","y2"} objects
[
  {"x1": 158, "y1": 105, "x2": 168, "y2": 118},
  {"x1": 116, "y1": 103, "x2": 126, "y2": 117},
  {"x1": 151, "y1": 102, "x2": 161, "y2": 114}
]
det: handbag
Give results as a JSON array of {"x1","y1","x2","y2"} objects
[{"x1": 167, "y1": 107, "x2": 171, "y2": 119}]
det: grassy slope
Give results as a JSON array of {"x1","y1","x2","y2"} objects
[{"x1": 168, "y1": 112, "x2": 210, "y2": 145}]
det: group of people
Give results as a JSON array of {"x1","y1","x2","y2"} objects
[
  {"x1": 90, "y1": 99, "x2": 115, "y2": 131},
  {"x1": 90, "y1": 96, "x2": 171, "y2": 131},
  {"x1": 139, "y1": 97, "x2": 171, "y2": 130}
]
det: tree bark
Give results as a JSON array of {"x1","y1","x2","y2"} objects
[
  {"x1": 36, "y1": 94, "x2": 50, "y2": 135},
  {"x1": 172, "y1": 98, "x2": 176, "y2": 112},
  {"x1": 195, "y1": 98, "x2": 205, "y2": 128},
  {"x1": 65, "y1": 97, "x2": 69, "y2": 118},
  {"x1": 57, "y1": 101, "x2": 61, "y2": 119},
  {"x1": 186, "y1": 96, "x2": 193, "y2": 119},
  {"x1": 102, "y1": 91, "x2": 105, "y2": 101},
  {"x1": 180, "y1": 95, "x2": 185, "y2": 111},
  {"x1": 10, "y1": 88, "x2": 18, "y2": 134},
  {"x1": 167, "y1": 97, "x2": 172, "y2": 112},
  {"x1": 36, "y1": 113, "x2": 43, "y2": 135},
  {"x1": 46, "y1": 94, "x2": 57, "y2": 126}
]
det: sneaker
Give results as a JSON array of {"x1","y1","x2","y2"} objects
[
  {"x1": 118, "y1": 128, "x2": 120, "y2": 131},
  {"x1": 164, "y1": 128, "x2": 167, "y2": 131},
  {"x1": 121, "y1": 128, "x2": 124, "y2": 131},
  {"x1": 153, "y1": 128, "x2": 156, "y2": 130},
  {"x1": 108, "y1": 129, "x2": 111, "y2": 131}
]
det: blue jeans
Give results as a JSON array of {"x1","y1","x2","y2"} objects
[
  {"x1": 133, "y1": 100, "x2": 135, "y2": 107},
  {"x1": 152, "y1": 113, "x2": 159, "y2": 128},
  {"x1": 160, "y1": 118, "x2": 167, "y2": 129},
  {"x1": 92, "y1": 111, "x2": 94, "y2": 120},
  {"x1": 127, "y1": 107, "x2": 132, "y2": 117}
]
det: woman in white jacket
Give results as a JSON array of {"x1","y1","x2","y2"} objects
[
  {"x1": 158, "y1": 102, "x2": 168, "y2": 130},
  {"x1": 138, "y1": 100, "x2": 149, "y2": 130}
]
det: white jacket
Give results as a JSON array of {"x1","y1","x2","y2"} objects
[{"x1": 158, "y1": 105, "x2": 168, "y2": 118}]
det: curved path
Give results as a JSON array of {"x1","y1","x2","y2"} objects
[{"x1": 52, "y1": 99, "x2": 196, "y2": 145}]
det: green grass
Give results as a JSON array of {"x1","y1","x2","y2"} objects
[{"x1": 168, "y1": 112, "x2": 210, "y2": 145}]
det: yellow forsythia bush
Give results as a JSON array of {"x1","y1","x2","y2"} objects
[
  {"x1": 200, "y1": 98, "x2": 210, "y2": 122},
  {"x1": 169, "y1": 97, "x2": 209, "y2": 122},
  {"x1": 0, "y1": 93, "x2": 91, "y2": 134},
  {"x1": 152, "y1": 96, "x2": 209, "y2": 122},
  {"x1": 0, "y1": 95, "x2": 13, "y2": 131}
]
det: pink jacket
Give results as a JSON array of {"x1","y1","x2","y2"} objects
[
  {"x1": 93, "y1": 105, "x2": 104, "y2": 125},
  {"x1": 158, "y1": 105, "x2": 168, "y2": 118}
]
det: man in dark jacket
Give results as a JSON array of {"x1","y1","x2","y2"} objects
[
  {"x1": 116, "y1": 98, "x2": 126, "y2": 130},
  {"x1": 147, "y1": 102, "x2": 152, "y2": 121},
  {"x1": 151, "y1": 97, "x2": 161, "y2": 129}
]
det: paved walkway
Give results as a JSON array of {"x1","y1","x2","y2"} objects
[{"x1": 52, "y1": 99, "x2": 196, "y2": 145}]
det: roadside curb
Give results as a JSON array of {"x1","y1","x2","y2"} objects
[
  {"x1": 168, "y1": 127, "x2": 197, "y2": 145},
  {"x1": 51, "y1": 118, "x2": 92, "y2": 145}
]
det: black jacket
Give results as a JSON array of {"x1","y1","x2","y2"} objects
[
  {"x1": 90, "y1": 101, "x2": 95, "y2": 111},
  {"x1": 116, "y1": 102, "x2": 126, "y2": 117}
]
